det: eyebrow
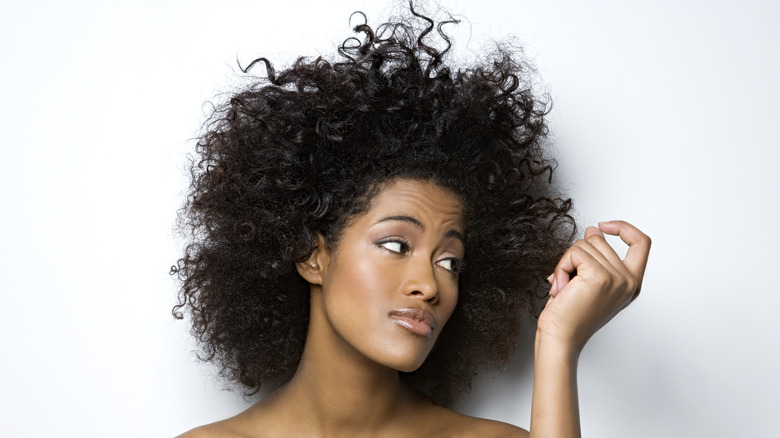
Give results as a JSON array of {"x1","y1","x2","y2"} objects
[{"x1": 376, "y1": 215, "x2": 465, "y2": 245}]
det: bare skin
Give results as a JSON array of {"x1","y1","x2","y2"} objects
[{"x1": 178, "y1": 180, "x2": 651, "y2": 438}]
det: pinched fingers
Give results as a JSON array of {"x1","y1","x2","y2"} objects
[
  {"x1": 583, "y1": 226, "x2": 627, "y2": 270},
  {"x1": 542, "y1": 220, "x2": 651, "y2": 351},
  {"x1": 583, "y1": 226, "x2": 639, "y2": 300},
  {"x1": 549, "y1": 222, "x2": 650, "y2": 302},
  {"x1": 597, "y1": 220, "x2": 651, "y2": 297},
  {"x1": 549, "y1": 238, "x2": 615, "y2": 298}
]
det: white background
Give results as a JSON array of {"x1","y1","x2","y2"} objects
[{"x1": 1, "y1": 1, "x2": 778, "y2": 436}]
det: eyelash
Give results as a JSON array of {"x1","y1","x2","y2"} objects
[
  {"x1": 437, "y1": 257, "x2": 463, "y2": 274},
  {"x1": 378, "y1": 238, "x2": 410, "y2": 255},
  {"x1": 376, "y1": 238, "x2": 463, "y2": 274}
]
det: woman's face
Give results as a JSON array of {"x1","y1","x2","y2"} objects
[{"x1": 308, "y1": 179, "x2": 465, "y2": 372}]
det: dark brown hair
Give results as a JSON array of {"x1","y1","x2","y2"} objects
[{"x1": 173, "y1": 4, "x2": 574, "y2": 406}]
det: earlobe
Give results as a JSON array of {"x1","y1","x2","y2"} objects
[{"x1": 295, "y1": 235, "x2": 330, "y2": 286}]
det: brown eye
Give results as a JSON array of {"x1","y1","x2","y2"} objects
[
  {"x1": 436, "y1": 258, "x2": 462, "y2": 274},
  {"x1": 378, "y1": 239, "x2": 409, "y2": 254}
]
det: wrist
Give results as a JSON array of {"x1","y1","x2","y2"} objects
[
  {"x1": 530, "y1": 327, "x2": 582, "y2": 438},
  {"x1": 534, "y1": 329, "x2": 582, "y2": 365}
]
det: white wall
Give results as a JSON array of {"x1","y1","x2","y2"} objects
[{"x1": 1, "y1": 1, "x2": 777, "y2": 436}]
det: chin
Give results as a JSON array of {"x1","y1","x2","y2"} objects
[
  {"x1": 375, "y1": 344, "x2": 433, "y2": 373},
  {"x1": 393, "y1": 361, "x2": 425, "y2": 373}
]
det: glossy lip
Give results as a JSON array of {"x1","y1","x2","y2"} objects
[{"x1": 389, "y1": 308, "x2": 435, "y2": 337}]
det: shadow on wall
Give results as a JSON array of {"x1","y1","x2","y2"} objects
[{"x1": 452, "y1": 314, "x2": 537, "y2": 426}]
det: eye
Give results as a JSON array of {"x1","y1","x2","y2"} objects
[
  {"x1": 378, "y1": 239, "x2": 410, "y2": 254},
  {"x1": 436, "y1": 257, "x2": 462, "y2": 274}
]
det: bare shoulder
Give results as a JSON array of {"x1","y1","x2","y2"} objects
[
  {"x1": 175, "y1": 418, "x2": 255, "y2": 438},
  {"x1": 450, "y1": 413, "x2": 528, "y2": 438},
  {"x1": 424, "y1": 404, "x2": 529, "y2": 438}
]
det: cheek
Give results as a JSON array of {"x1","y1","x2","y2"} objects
[
  {"x1": 438, "y1": 282, "x2": 459, "y2": 325},
  {"x1": 325, "y1": 253, "x2": 390, "y2": 323},
  {"x1": 344, "y1": 253, "x2": 387, "y2": 298}
]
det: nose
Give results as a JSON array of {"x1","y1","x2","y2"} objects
[{"x1": 402, "y1": 258, "x2": 439, "y2": 304}]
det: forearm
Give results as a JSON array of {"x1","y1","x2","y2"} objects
[
  {"x1": 529, "y1": 331, "x2": 581, "y2": 438},
  {"x1": 527, "y1": 221, "x2": 649, "y2": 437}
]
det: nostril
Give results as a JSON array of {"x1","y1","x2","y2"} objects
[{"x1": 409, "y1": 289, "x2": 437, "y2": 304}]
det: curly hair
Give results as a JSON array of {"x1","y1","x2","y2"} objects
[{"x1": 172, "y1": 4, "x2": 575, "y2": 406}]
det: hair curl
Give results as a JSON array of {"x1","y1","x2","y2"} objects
[{"x1": 173, "y1": 4, "x2": 575, "y2": 406}]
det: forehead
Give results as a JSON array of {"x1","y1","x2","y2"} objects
[{"x1": 361, "y1": 179, "x2": 465, "y2": 230}]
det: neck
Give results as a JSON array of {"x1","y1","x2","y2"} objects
[{"x1": 270, "y1": 287, "x2": 418, "y2": 436}]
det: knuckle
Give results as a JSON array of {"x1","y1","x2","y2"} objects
[
  {"x1": 635, "y1": 231, "x2": 651, "y2": 246},
  {"x1": 625, "y1": 276, "x2": 639, "y2": 294},
  {"x1": 613, "y1": 275, "x2": 628, "y2": 291},
  {"x1": 585, "y1": 234, "x2": 605, "y2": 245},
  {"x1": 591, "y1": 268, "x2": 611, "y2": 286}
]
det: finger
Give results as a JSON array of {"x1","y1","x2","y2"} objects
[
  {"x1": 581, "y1": 233, "x2": 640, "y2": 305},
  {"x1": 583, "y1": 226, "x2": 631, "y2": 276},
  {"x1": 572, "y1": 239, "x2": 638, "y2": 307},
  {"x1": 598, "y1": 220, "x2": 651, "y2": 288},
  {"x1": 583, "y1": 225, "x2": 602, "y2": 240},
  {"x1": 577, "y1": 238, "x2": 622, "y2": 278},
  {"x1": 546, "y1": 273, "x2": 555, "y2": 297},
  {"x1": 550, "y1": 244, "x2": 602, "y2": 297},
  {"x1": 597, "y1": 220, "x2": 651, "y2": 275}
]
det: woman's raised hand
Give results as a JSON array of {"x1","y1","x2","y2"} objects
[{"x1": 538, "y1": 220, "x2": 651, "y2": 353}]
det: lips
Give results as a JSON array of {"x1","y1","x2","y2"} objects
[{"x1": 389, "y1": 308, "x2": 435, "y2": 337}]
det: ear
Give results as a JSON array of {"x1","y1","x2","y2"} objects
[{"x1": 295, "y1": 234, "x2": 330, "y2": 286}]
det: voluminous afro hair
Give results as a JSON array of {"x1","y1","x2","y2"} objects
[{"x1": 173, "y1": 4, "x2": 575, "y2": 406}]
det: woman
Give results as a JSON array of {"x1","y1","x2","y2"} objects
[{"x1": 173, "y1": 5, "x2": 650, "y2": 437}]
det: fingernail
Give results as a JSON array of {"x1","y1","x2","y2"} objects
[{"x1": 546, "y1": 274, "x2": 554, "y2": 284}]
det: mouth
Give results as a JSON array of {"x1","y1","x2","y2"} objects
[{"x1": 389, "y1": 308, "x2": 435, "y2": 337}]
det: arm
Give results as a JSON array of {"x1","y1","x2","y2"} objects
[{"x1": 529, "y1": 220, "x2": 651, "y2": 438}]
